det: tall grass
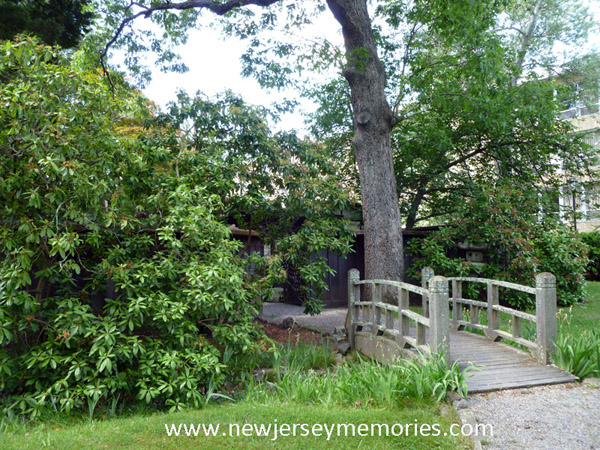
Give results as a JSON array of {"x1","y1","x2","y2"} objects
[
  {"x1": 271, "y1": 339, "x2": 336, "y2": 373},
  {"x1": 552, "y1": 306, "x2": 600, "y2": 379},
  {"x1": 246, "y1": 351, "x2": 473, "y2": 407},
  {"x1": 552, "y1": 331, "x2": 600, "y2": 379}
]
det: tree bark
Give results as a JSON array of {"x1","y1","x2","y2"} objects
[
  {"x1": 512, "y1": 0, "x2": 544, "y2": 86},
  {"x1": 326, "y1": 0, "x2": 404, "y2": 287}
]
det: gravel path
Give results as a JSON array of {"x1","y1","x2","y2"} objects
[{"x1": 467, "y1": 382, "x2": 600, "y2": 450}]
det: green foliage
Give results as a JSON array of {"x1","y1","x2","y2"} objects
[
  {"x1": 552, "y1": 331, "x2": 600, "y2": 379},
  {"x1": 390, "y1": 0, "x2": 596, "y2": 227},
  {"x1": 501, "y1": 0, "x2": 596, "y2": 73},
  {"x1": 0, "y1": 37, "x2": 265, "y2": 418},
  {"x1": 399, "y1": 352, "x2": 472, "y2": 401},
  {"x1": 246, "y1": 352, "x2": 472, "y2": 407},
  {"x1": 553, "y1": 308, "x2": 600, "y2": 379},
  {"x1": 247, "y1": 339, "x2": 336, "y2": 384},
  {"x1": 0, "y1": 37, "x2": 350, "y2": 419},
  {"x1": 580, "y1": 232, "x2": 600, "y2": 281},
  {"x1": 307, "y1": 0, "x2": 598, "y2": 229},
  {"x1": 408, "y1": 185, "x2": 589, "y2": 308},
  {"x1": 238, "y1": 336, "x2": 337, "y2": 375},
  {"x1": 0, "y1": 0, "x2": 93, "y2": 48},
  {"x1": 158, "y1": 91, "x2": 354, "y2": 314},
  {"x1": 269, "y1": 339, "x2": 336, "y2": 373}
]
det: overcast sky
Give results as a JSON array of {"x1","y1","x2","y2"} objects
[{"x1": 139, "y1": 9, "x2": 342, "y2": 133}]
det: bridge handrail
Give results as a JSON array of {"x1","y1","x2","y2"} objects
[
  {"x1": 445, "y1": 277, "x2": 536, "y2": 294},
  {"x1": 353, "y1": 300, "x2": 431, "y2": 327},
  {"x1": 450, "y1": 297, "x2": 537, "y2": 322},
  {"x1": 354, "y1": 279, "x2": 429, "y2": 296},
  {"x1": 347, "y1": 269, "x2": 449, "y2": 363},
  {"x1": 439, "y1": 272, "x2": 556, "y2": 364}
]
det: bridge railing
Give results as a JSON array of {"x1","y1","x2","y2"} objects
[
  {"x1": 442, "y1": 273, "x2": 556, "y2": 364},
  {"x1": 347, "y1": 269, "x2": 450, "y2": 363}
]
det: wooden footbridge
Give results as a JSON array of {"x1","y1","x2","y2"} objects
[{"x1": 346, "y1": 269, "x2": 577, "y2": 393}]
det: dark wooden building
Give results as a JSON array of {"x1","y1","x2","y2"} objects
[
  {"x1": 319, "y1": 227, "x2": 439, "y2": 307},
  {"x1": 230, "y1": 224, "x2": 441, "y2": 309}
]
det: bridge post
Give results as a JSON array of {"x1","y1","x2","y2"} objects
[
  {"x1": 421, "y1": 267, "x2": 434, "y2": 318},
  {"x1": 347, "y1": 269, "x2": 360, "y2": 350},
  {"x1": 451, "y1": 279, "x2": 463, "y2": 331},
  {"x1": 535, "y1": 273, "x2": 557, "y2": 364},
  {"x1": 429, "y1": 276, "x2": 450, "y2": 363},
  {"x1": 486, "y1": 282, "x2": 500, "y2": 341}
]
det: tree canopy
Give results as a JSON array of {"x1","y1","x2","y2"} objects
[
  {"x1": 0, "y1": 0, "x2": 93, "y2": 47},
  {"x1": 307, "y1": 0, "x2": 599, "y2": 227}
]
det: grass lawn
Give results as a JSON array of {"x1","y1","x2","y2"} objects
[
  {"x1": 558, "y1": 281, "x2": 600, "y2": 334},
  {"x1": 439, "y1": 281, "x2": 600, "y2": 341},
  {"x1": 0, "y1": 401, "x2": 471, "y2": 450}
]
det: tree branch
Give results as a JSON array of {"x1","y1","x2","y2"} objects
[
  {"x1": 512, "y1": 0, "x2": 544, "y2": 85},
  {"x1": 392, "y1": 21, "x2": 421, "y2": 114},
  {"x1": 100, "y1": 0, "x2": 281, "y2": 84}
]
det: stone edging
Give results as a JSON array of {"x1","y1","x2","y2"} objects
[
  {"x1": 455, "y1": 405, "x2": 483, "y2": 450},
  {"x1": 447, "y1": 392, "x2": 482, "y2": 450}
]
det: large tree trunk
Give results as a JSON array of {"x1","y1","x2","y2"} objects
[{"x1": 327, "y1": 0, "x2": 404, "y2": 287}]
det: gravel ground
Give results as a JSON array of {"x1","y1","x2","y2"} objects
[
  {"x1": 468, "y1": 382, "x2": 600, "y2": 450},
  {"x1": 259, "y1": 302, "x2": 347, "y2": 335}
]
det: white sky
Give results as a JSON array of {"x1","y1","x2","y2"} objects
[
  {"x1": 124, "y1": 1, "x2": 600, "y2": 134},
  {"x1": 138, "y1": 9, "x2": 343, "y2": 133}
]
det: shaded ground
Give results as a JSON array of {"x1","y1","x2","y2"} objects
[
  {"x1": 258, "y1": 319, "x2": 323, "y2": 346},
  {"x1": 260, "y1": 302, "x2": 347, "y2": 335}
]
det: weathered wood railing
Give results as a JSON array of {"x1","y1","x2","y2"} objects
[
  {"x1": 442, "y1": 273, "x2": 557, "y2": 364},
  {"x1": 347, "y1": 269, "x2": 450, "y2": 363}
]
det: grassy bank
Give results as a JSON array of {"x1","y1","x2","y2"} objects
[
  {"x1": 558, "y1": 282, "x2": 600, "y2": 334},
  {"x1": 551, "y1": 281, "x2": 600, "y2": 379},
  {"x1": 0, "y1": 400, "x2": 471, "y2": 449},
  {"x1": 0, "y1": 334, "x2": 475, "y2": 449}
]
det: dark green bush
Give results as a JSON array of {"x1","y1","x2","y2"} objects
[
  {"x1": 0, "y1": 38, "x2": 268, "y2": 418},
  {"x1": 0, "y1": 38, "x2": 351, "y2": 418},
  {"x1": 408, "y1": 186, "x2": 589, "y2": 308},
  {"x1": 580, "y1": 232, "x2": 600, "y2": 281}
]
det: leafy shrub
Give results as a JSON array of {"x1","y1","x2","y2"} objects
[
  {"x1": 0, "y1": 38, "x2": 262, "y2": 416},
  {"x1": 0, "y1": 37, "x2": 351, "y2": 418},
  {"x1": 159, "y1": 93, "x2": 355, "y2": 315},
  {"x1": 408, "y1": 186, "x2": 589, "y2": 308},
  {"x1": 580, "y1": 232, "x2": 600, "y2": 281}
]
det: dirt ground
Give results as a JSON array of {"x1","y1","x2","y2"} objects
[{"x1": 258, "y1": 319, "x2": 324, "y2": 346}]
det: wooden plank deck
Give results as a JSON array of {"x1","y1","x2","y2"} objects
[{"x1": 449, "y1": 330, "x2": 578, "y2": 393}]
